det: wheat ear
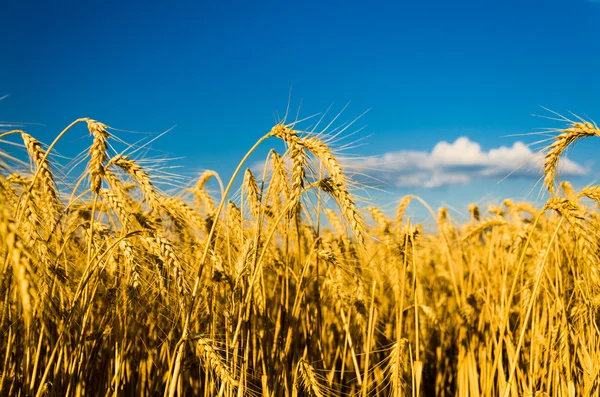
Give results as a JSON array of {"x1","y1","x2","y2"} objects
[
  {"x1": 108, "y1": 155, "x2": 159, "y2": 212},
  {"x1": 296, "y1": 358, "x2": 325, "y2": 397},
  {"x1": 544, "y1": 121, "x2": 600, "y2": 194},
  {"x1": 243, "y1": 169, "x2": 261, "y2": 218},
  {"x1": 396, "y1": 195, "x2": 413, "y2": 226},
  {"x1": 21, "y1": 133, "x2": 58, "y2": 203},
  {"x1": 86, "y1": 120, "x2": 110, "y2": 194}
]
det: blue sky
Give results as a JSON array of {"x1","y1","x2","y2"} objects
[{"x1": 2, "y1": 0, "x2": 599, "y2": 217}]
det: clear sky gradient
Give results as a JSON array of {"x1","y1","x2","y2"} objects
[{"x1": 2, "y1": 0, "x2": 599, "y2": 217}]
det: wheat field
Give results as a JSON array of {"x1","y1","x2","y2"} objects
[{"x1": 0, "y1": 116, "x2": 599, "y2": 396}]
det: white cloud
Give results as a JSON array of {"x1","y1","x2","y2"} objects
[
  {"x1": 350, "y1": 137, "x2": 588, "y2": 188},
  {"x1": 431, "y1": 137, "x2": 487, "y2": 165}
]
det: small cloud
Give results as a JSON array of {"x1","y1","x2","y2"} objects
[{"x1": 350, "y1": 137, "x2": 588, "y2": 189}]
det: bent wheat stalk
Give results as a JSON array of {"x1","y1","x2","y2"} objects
[{"x1": 544, "y1": 121, "x2": 600, "y2": 194}]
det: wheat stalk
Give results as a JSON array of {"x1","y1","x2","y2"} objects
[
  {"x1": 243, "y1": 169, "x2": 261, "y2": 218},
  {"x1": 193, "y1": 336, "x2": 238, "y2": 388},
  {"x1": 544, "y1": 121, "x2": 600, "y2": 194},
  {"x1": 21, "y1": 133, "x2": 57, "y2": 203},
  {"x1": 86, "y1": 120, "x2": 110, "y2": 194},
  {"x1": 462, "y1": 216, "x2": 507, "y2": 241},
  {"x1": 396, "y1": 195, "x2": 413, "y2": 226},
  {"x1": 296, "y1": 358, "x2": 325, "y2": 397},
  {"x1": 108, "y1": 154, "x2": 159, "y2": 212},
  {"x1": 193, "y1": 170, "x2": 218, "y2": 212}
]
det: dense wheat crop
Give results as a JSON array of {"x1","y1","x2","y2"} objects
[{"x1": 0, "y1": 115, "x2": 599, "y2": 396}]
